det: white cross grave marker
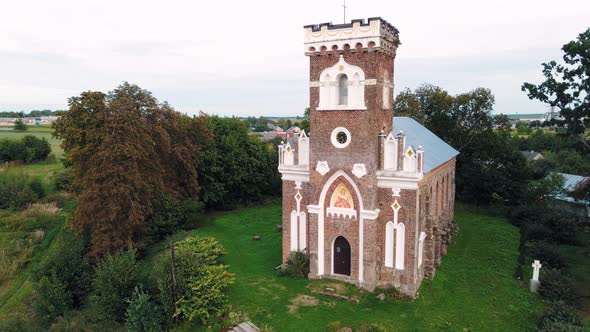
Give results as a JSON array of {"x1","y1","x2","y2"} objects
[
  {"x1": 532, "y1": 260, "x2": 542, "y2": 281},
  {"x1": 530, "y1": 259, "x2": 542, "y2": 293}
]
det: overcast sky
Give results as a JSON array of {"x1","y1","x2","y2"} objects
[{"x1": 1, "y1": 0, "x2": 589, "y2": 116}]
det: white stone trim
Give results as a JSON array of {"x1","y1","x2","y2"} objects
[
  {"x1": 307, "y1": 204, "x2": 321, "y2": 214},
  {"x1": 299, "y1": 213, "x2": 307, "y2": 250},
  {"x1": 331, "y1": 127, "x2": 351, "y2": 149},
  {"x1": 359, "y1": 209, "x2": 380, "y2": 220},
  {"x1": 318, "y1": 56, "x2": 366, "y2": 110},
  {"x1": 385, "y1": 222, "x2": 394, "y2": 268},
  {"x1": 376, "y1": 175, "x2": 421, "y2": 189},
  {"x1": 316, "y1": 171, "x2": 364, "y2": 280},
  {"x1": 278, "y1": 166, "x2": 310, "y2": 183},
  {"x1": 316, "y1": 161, "x2": 330, "y2": 176},
  {"x1": 418, "y1": 231, "x2": 426, "y2": 268},
  {"x1": 352, "y1": 163, "x2": 367, "y2": 178},
  {"x1": 327, "y1": 207, "x2": 356, "y2": 219},
  {"x1": 395, "y1": 223, "x2": 405, "y2": 270}
]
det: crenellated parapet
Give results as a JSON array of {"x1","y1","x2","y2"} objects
[{"x1": 304, "y1": 17, "x2": 400, "y2": 57}]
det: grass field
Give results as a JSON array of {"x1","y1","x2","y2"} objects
[
  {"x1": 0, "y1": 126, "x2": 63, "y2": 159},
  {"x1": 149, "y1": 204, "x2": 542, "y2": 331}
]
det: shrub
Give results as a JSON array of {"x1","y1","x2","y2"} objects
[
  {"x1": 0, "y1": 135, "x2": 51, "y2": 163},
  {"x1": 280, "y1": 251, "x2": 309, "y2": 278},
  {"x1": 0, "y1": 173, "x2": 35, "y2": 210},
  {"x1": 539, "y1": 269, "x2": 576, "y2": 304},
  {"x1": 91, "y1": 249, "x2": 141, "y2": 321},
  {"x1": 147, "y1": 195, "x2": 185, "y2": 242},
  {"x1": 523, "y1": 223, "x2": 551, "y2": 242},
  {"x1": 126, "y1": 286, "x2": 165, "y2": 332},
  {"x1": 539, "y1": 301, "x2": 582, "y2": 330},
  {"x1": 29, "y1": 178, "x2": 46, "y2": 198},
  {"x1": 527, "y1": 242, "x2": 566, "y2": 270},
  {"x1": 175, "y1": 264, "x2": 234, "y2": 323},
  {"x1": 539, "y1": 321, "x2": 584, "y2": 332},
  {"x1": 156, "y1": 236, "x2": 229, "y2": 324},
  {"x1": 52, "y1": 169, "x2": 73, "y2": 192},
  {"x1": 326, "y1": 321, "x2": 342, "y2": 332},
  {"x1": 509, "y1": 205, "x2": 544, "y2": 227},
  {"x1": 542, "y1": 213, "x2": 580, "y2": 245},
  {"x1": 32, "y1": 275, "x2": 73, "y2": 325},
  {"x1": 14, "y1": 119, "x2": 26, "y2": 131},
  {"x1": 181, "y1": 199, "x2": 205, "y2": 228},
  {"x1": 33, "y1": 229, "x2": 93, "y2": 309}
]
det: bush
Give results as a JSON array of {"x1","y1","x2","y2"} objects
[
  {"x1": 29, "y1": 178, "x2": 46, "y2": 198},
  {"x1": 52, "y1": 169, "x2": 73, "y2": 192},
  {"x1": 91, "y1": 249, "x2": 141, "y2": 321},
  {"x1": 539, "y1": 301, "x2": 582, "y2": 331},
  {"x1": 147, "y1": 195, "x2": 185, "y2": 242},
  {"x1": 175, "y1": 264, "x2": 234, "y2": 323},
  {"x1": 126, "y1": 286, "x2": 165, "y2": 332},
  {"x1": 326, "y1": 321, "x2": 342, "y2": 332},
  {"x1": 542, "y1": 213, "x2": 580, "y2": 245},
  {"x1": 523, "y1": 223, "x2": 552, "y2": 242},
  {"x1": 32, "y1": 229, "x2": 93, "y2": 310},
  {"x1": 156, "y1": 236, "x2": 229, "y2": 324},
  {"x1": 539, "y1": 321, "x2": 584, "y2": 332},
  {"x1": 509, "y1": 205, "x2": 544, "y2": 227},
  {"x1": 0, "y1": 135, "x2": 51, "y2": 163},
  {"x1": 280, "y1": 251, "x2": 309, "y2": 278},
  {"x1": 14, "y1": 119, "x2": 27, "y2": 131},
  {"x1": 0, "y1": 173, "x2": 36, "y2": 210},
  {"x1": 539, "y1": 269, "x2": 576, "y2": 304},
  {"x1": 32, "y1": 275, "x2": 73, "y2": 325},
  {"x1": 527, "y1": 242, "x2": 566, "y2": 270},
  {"x1": 181, "y1": 199, "x2": 205, "y2": 228}
]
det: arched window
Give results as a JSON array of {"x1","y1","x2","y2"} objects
[
  {"x1": 395, "y1": 223, "x2": 405, "y2": 270},
  {"x1": 385, "y1": 222, "x2": 394, "y2": 268},
  {"x1": 339, "y1": 74, "x2": 348, "y2": 105}
]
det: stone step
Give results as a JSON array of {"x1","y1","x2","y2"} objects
[{"x1": 230, "y1": 321, "x2": 260, "y2": 332}]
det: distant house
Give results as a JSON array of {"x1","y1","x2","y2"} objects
[
  {"x1": 550, "y1": 172, "x2": 590, "y2": 219},
  {"x1": 255, "y1": 131, "x2": 281, "y2": 141},
  {"x1": 273, "y1": 127, "x2": 284, "y2": 132},
  {"x1": 521, "y1": 150, "x2": 544, "y2": 161}
]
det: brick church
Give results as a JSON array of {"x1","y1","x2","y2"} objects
[{"x1": 278, "y1": 17, "x2": 459, "y2": 297}]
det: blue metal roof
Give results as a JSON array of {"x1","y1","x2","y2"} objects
[
  {"x1": 553, "y1": 172, "x2": 589, "y2": 204},
  {"x1": 393, "y1": 117, "x2": 459, "y2": 173}
]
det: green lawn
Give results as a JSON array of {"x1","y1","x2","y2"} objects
[
  {"x1": 154, "y1": 205, "x2": 542, "y2": 331},
  {"x1": 0, "y1": 126, "x2": 63, "y2": 159}
]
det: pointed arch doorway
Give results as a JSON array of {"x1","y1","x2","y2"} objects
[{"x1": 333, "y1": 236, "x2": 351, "y2": 276}]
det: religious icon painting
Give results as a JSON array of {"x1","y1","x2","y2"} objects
[{"x1": 330, "y1": 183, "x2": 354, "y2": 209}]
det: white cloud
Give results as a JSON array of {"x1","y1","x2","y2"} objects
[{"x1": 0, "y1": 0, "x2": 589, "y2": 115}]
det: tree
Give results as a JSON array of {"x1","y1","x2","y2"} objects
[
  {"x1": 126, "y1": 287, "x2": 165, "y2": 332},
  {"x1": 522, "y1": 28, "x2": 590, "y2": 148},
  {"x1": 91, "y1": 249, "x2": 141, "y2": 321},
  {"x1": 198, "y1": 116, "x2": 280, "y2": 210},
  {"x1": 493, "y1": 114, "x2": 512, "y2": 137},
  {"x1": 13, "y1": 119, "x2": 27, "y2": 131},
  {"x1": 299, "y1": 107, "x2": 310, "y2": 133},
  {"x1": 395, "y1": 84, "x2": 529, "y2": 204},
  {"x1": 53, "y1": 83, "x2": 210, "y2": 258}
]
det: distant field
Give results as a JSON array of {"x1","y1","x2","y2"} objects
[{"x1": 0, "y1": 126, "x2": 63, "y2": 159}]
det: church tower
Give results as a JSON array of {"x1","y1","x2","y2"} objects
[{"x1": 278, "y1": 17, "x2": 458, "y2": 297}]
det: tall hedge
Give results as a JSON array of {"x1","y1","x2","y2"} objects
[{"x1": 0, "y1": 135, "x2": 51, "y2": 163}]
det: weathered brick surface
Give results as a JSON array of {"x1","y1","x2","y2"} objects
[{"x1": 281, "y1": 42, "x2": 457, "y2": 298}]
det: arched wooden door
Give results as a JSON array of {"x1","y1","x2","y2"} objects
[{"x1": 333, "y1": 236, "x2": 351, "y2": 276}]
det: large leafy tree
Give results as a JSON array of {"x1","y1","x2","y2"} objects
[
  {"x1": 198, "y1": 116, "x2": 280, "y2": 209},
  {"x1": 522, "y1": 28, "x2": 590, "y2": 148},
  {"x1": 395, "y1": 84, "x2": 529, "y2": 204},
  {"x1": 53, "y1": 83, "x2": 210, "y2": 258}
]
